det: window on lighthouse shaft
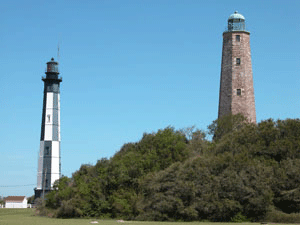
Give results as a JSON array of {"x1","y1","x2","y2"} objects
[
  {"x1": 45, "y1": 147, "x2": 50, "y2": 155},
  {"x1": 236, "y1": 58, "x2": 241, "y2": 65}
]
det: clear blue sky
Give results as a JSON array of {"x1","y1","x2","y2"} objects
[{"x1": 1, "y1": 0, "x2": 299, "y2": 197}]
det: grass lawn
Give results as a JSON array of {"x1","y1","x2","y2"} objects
[{"x1": 0, "y1": 208, "x2": 292, "y2": 225}]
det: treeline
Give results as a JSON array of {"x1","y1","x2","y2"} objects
[{"x1": 37, "y1": 115, "x2": 300, "y2": 222}]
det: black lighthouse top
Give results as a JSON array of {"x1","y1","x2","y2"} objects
[
  {"x1": 225, "y1": 11, "x2": 248, "y2": 33},
  {"x1": 43, "y1": 58, "x2": 62, "y2": 82},
  {"x1": 46, "y1": 58, "x2": 59, "y2": 74}
]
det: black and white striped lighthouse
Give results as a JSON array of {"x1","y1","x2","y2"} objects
[{"x1": 35, "y1": 58, "x2": 62, "y2": 199}]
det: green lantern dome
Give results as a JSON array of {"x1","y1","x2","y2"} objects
[
  {"x1": 228, "y1": 11, "x2": 245, "y2": 21},
  {"x1": 226, "y1": 11, "x2": 247, "y2": 32}
]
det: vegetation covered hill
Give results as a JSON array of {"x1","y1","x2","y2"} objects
[{"x1": 38, "y1": 115, "x2": 300, "y2": 223}]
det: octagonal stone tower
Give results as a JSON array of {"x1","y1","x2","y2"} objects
[{"x1": 218, "y1": 11, "x2": 256, "y2": 123}]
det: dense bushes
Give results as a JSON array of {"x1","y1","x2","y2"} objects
[
  {"x1": 265, "y1": 209, "x2": 300, "y2": 223},
  {"x1": 37, "y1": 116, "x2": 300, "y2": 222}
]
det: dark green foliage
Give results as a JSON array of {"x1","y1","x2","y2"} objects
[
  {"x1": 137, "y1": 152, "x2": 274, "y2": 221},
  {"x1": 56, "y1": 199, "x2": 83, "y2": 218},
  {"x1": 230, "y1": 212, "x2": 249, "y2": 222},
  {"x1": 208, "y1": 113, "x2": 247, "y2": 141},
  {"x1": 39, "y1": 127, "x2": 188, "y2": 219},
  {"x1": 27, "y1": 195, "x2": 35, "y2": 204},
  {"x1": 265, "y1": 208, "x2": 300, "y2": 223},
  {"x1": 38, "y1": 117, "x2": 300, "y2": 222}
]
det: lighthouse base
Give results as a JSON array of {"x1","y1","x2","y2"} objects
[{"x1": 34, "y1": 188, "x2": 51, "y2": 200}]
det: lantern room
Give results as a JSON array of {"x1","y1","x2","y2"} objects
[
  {"x1": 46, "y1": 58, "x2": 59, "y2": 74},
  {"x1": 227, "y1": 11, "x2": 246, "y2": 32}
]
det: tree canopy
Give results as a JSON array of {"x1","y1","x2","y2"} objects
[{"x1": 38, "y1": 116, "x2": 300, "y2": 223}]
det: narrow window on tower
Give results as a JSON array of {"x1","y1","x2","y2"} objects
[
  {"x1": 45, "y1": 147, "x2": 50, "y2": 155},
  {"x1": 237, "y1": 89, "x2": 241, "y2": 96},
  {"x1": 236, "y1": 35, "x2": 240, "y2": 42},
  {"x1": 236, "y1": 58, "x2": 241, "y2": 65},
  {"x1": 47, "y1": 114, "x2": 51, "y2": 123}
]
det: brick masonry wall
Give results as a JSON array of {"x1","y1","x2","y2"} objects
[{"x1": 218, "y1": 31, "x2": 256, "y2": 123}]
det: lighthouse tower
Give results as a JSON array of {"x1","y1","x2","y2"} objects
[
  {"x1": 35, "y1": 58, "x2": 62, "y2": 199},
  {"x1": 218, "y1": 11, "x2": 256, "y2": 123}
]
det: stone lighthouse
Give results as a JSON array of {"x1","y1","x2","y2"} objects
[
  {"x1": 218, "y1": 11, "x2": 256, "y2": 123},
  {"x1": 35, "y1": 58, "x2": 62, "y2": 199}
]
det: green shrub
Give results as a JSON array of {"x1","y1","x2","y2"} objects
[
  {"x1": 230, "y1": 212, "x2": 249, "y2": 222},
  {"x1": 56, "y1": 200, "x2": 83, "y2": 218},
  {"x1": 35, "y1": 197, "x2": 55, "y2": 217},
  {"x1": 264, "y1": 209, "x2": 300, "y2": 223}
]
